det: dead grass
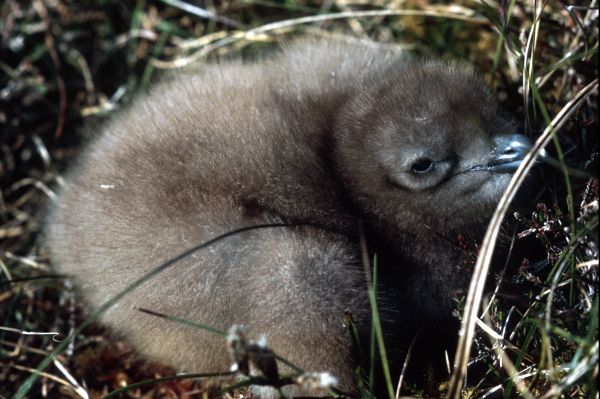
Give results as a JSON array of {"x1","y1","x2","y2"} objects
[{"x1": 0, "y1": 0, "x2": 597, "y2": 398}]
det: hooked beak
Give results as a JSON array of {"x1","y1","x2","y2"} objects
[{"x1": 488, "y1": 134, "x2": 545, "y2": 173}]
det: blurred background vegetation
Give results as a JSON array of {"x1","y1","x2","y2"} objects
[{"x1": 0, "y1": 0, "x2": 597, "y2": 398}]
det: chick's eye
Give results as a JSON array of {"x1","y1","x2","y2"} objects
[{"x1": 410, "y1": 158, "x2": 435, "y2": 174}]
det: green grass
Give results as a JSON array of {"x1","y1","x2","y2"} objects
[{"x1": 1, "y1": 0, "x2": 597, "y2": 398}]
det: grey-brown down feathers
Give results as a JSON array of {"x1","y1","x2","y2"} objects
[{"x1": 45, "y1": 39, "x2": 517, "y2": 394}]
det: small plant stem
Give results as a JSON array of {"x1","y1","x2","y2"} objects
[
  {"x1": 358, "y1": 221, "x2": 395, "y2": 399},
  {"x1": 128, "y1": 0, "x2": 147, "y2": 67},
  {"x1": 369, "y1": 256, "x2": 395, "y2": 399},
  {"x1": 141, "y1": 29, "x2": 171, "y2": 91},
  {"x1": 530, "y1": 83, "x2": 577, "y2": 236}
]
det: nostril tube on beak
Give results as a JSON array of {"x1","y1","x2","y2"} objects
[
  {"x1": 487, "y1": 133, "x2": 590, "y2": 179},
  {"x1": 489, "y1": 133, "x2": 535, "y2": 172}
]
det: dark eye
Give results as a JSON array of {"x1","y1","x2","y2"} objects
[{"x1": 410, "y1": 158, "x2": 435, "y2": 174}]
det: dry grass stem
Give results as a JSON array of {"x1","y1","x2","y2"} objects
[{"x1": 446, "y1": 78, "x2": 598, "y2": 399}]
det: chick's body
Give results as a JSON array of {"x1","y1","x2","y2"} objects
[{"x1": 46, "y1": 40, "x2": 515, "y2": 392}]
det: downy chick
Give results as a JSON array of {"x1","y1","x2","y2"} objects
[{"x1": 45, "y1": 40, "x2": 530, "y2": 393}]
